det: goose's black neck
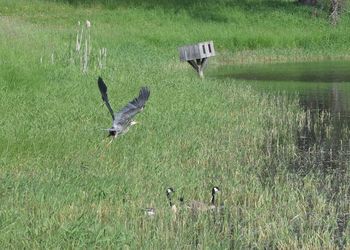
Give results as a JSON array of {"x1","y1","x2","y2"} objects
[
  {"x1": 167, "y1": 192, "x2": 173, "y2": 207},
  {"x1": 211, "y1": 193, "x2": 216, "y2": 205}
]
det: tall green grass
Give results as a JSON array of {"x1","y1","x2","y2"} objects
[{"x1": 0, "y1": 0, "x2": 349, "y2": 248}]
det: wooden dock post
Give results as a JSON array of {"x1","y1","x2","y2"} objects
[{"x1": 179, "y1": 41, "x2": 215, "y2": 78}]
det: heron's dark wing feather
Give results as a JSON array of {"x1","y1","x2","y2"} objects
[
  {"x1": 113, "y1": 87, "x2": 150, "y2": 127},
  {"x1": 98, "y1": 77, "x2": 115, "y2": 120}
]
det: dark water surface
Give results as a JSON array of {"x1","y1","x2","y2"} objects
[
  {"x1": 213, "y1": 61, "x2": 350, "y2": 115},
  {"x1": 211, "y1": 60, "x2": 350, "y2": 173},
  {"x1": 215, "y1": 60, "x2": 350, "y2": 83}
]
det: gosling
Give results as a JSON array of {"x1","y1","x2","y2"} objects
[{"x1": 144, "y1": 187, "x2": 176, "y2": 216}]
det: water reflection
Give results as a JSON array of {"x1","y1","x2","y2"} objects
[{"x1": 297, "y1": 82, "x2": 350, "y2": 167}]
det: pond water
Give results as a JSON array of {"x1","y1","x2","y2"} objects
[
  {"x1": 211, "y1": 60, "x2": 350, "y2": 248},
  {"x1": 211, "y1": 60, "x2": 350, "y2": 175}
]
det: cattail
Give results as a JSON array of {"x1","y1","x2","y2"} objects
[
  {"x1": 76, "y1": 32, "x2": 80, "y2": 51},
  {"x1": 76, "y1": 21, "x2": 82, "y2": 52},
  {"x1": 98, "y1": 49, "x2": 102, "y2": 69},
  {"x1": 83, "y1": 38, "x2": 88, "y2": 73}
]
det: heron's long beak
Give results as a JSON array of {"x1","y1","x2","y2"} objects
[{"x1": 130, "y1": 121, "x2": 138, "y2": 126}]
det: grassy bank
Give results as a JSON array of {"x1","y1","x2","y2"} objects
[{"x1": 0, "y1": 0, "x2": 349, "y2": 248}]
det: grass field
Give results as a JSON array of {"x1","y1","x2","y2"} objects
[{"x1": 0, "y1": 0, "x2": 349, "y2": 248}]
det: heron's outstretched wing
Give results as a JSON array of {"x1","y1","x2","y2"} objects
[
  {"x1": 98, "y1": 77, "x2": 115, "y2": 120},
  {"x1": 113, "y1": 86, "x2": 150, "y2": 127}
]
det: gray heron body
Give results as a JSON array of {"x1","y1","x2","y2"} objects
[{"x1": 97, "y1": 77, "x2": 150, "y2": 139}]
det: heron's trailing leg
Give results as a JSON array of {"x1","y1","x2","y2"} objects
[
  {"x1": 107, "y1": 138, "x2": 114, "y2": 146},
  {"x1": 104, "y1": 129, "x2": 116, "y2": 146},
  {"x1": 106, "y1": 133, "x2": 117, "y2": 146}
]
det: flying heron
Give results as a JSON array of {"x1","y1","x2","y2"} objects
[{"x1": 97, "y1": 77, "x2": 150, "y2": 140}]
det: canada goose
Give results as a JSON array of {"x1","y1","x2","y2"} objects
[
  {"x1": 97, "y1": 77, "x2": 150, "y2": 141},
  {"x1": 186, "y1": 186, "x2": 221, "y2": 212},
  {"x1": 144, "y1": 187, "x2": 176, "y2": 216},
  {"x1": 166, "y1": 187, "x2": 178, "y2": 214}
]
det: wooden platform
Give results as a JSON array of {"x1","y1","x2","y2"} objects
[{"x1": 179, "y1": 41, "x2": 215, "y2": 78}]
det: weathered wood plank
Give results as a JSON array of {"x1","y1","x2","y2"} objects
[{"x1": 179, "y1": 41, "x2": 215, "y2": 61}]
